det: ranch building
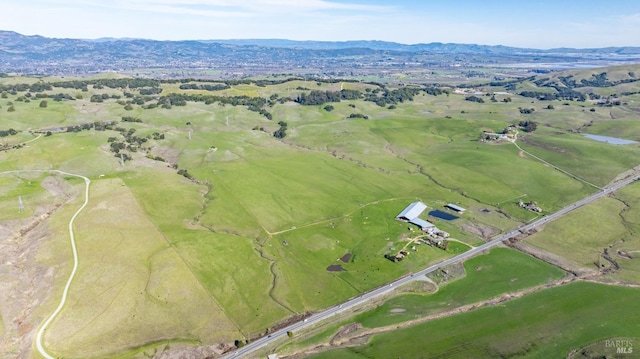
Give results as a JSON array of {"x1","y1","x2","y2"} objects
[
  {"x1": 445, "y1": 203, "x2": 466, "y2": 214},
  {"x1": 409, "y1": 217, "x2": 435, "y2": 231},
  {"x1": 396, "y1": 201, "x2": 427, "y2": 221}
]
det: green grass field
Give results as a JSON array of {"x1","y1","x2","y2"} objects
[
  {"x1": 350, "y1": 247, "x2": 565, "y2": 328},
  {"x1": 308, "y1": 282, "x2": 640, "y2": 359},
  {"x1": 1, "y1": 68, "x2": 640, "y2": 357},
  {"x1": 528, "y1": 196, "x2": 631, "y2": 269},
  {"x1": 43, "y1": 178, "x2": 241, "y2": 358},
  {"x1": 608, "y1": 183, "x2": 640, "y2": 284}
]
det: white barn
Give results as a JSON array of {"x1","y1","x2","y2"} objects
[{"x1": 396, "y1": 202, "x2": 427, "y2": 220}]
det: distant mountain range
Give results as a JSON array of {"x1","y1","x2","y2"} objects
[
  {"x1": 203, "y1": 39, "x2": 640, "y2": 55},
  {"x1": 2, "y1": 30, "x2": 640, "y2": 77}
]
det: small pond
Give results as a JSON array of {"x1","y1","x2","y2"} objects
[
  {"x1": 429, "y1": 210, "x2": 459, "y2": 221},
  {"x1": 326, "y1": 264, "x2": 345, "y2": 272},
  {"x1": 339, "y1": 253, "x2": 352, "y2": 263},
  {"x1": 583, "y1": 134, "x2": 637, "y2": 145}
]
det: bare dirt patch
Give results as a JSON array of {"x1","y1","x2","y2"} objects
[
  {"x1": 152, "y1": 342, "x2": 234, "y2": 359},
  {"x1": 390, "y1": 308, "x2": 406, "y2": 313},
  {"x1": 329, "y1": 323, "x2": 363, "y2": 346},
  {"x1": 41, "y1": 175, "x2": 76, "y2": 200},
  {"x1": 0, "y1": 203, "x2": 72, "y2": 358},
  {"x1": 150, "y1": 146, "x2": 181, "y2": 166},
  {"x1": 460, "y1": 221, "x2": 499, "y2": 239}
]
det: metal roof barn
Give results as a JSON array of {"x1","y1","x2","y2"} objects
[
  {"x1": 396, "y1": 202, "x2": 427, "y2": 220},
  {"x1": 445, "y1": 203, "x2": 466, "y2": 213},
  {"x1": 409, "y1": 217, "x2": 434, "y2": 230}
]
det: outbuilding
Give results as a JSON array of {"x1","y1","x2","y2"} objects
[
  {"x1": 396, "y1": 201, "x2": 427, "y2": 220},
  {"x1": 409, "y1": 217, "x2": 435, "y2": 231},
  {"x1": 445, "y1": 203, "x2": 466, "y2": 214}
]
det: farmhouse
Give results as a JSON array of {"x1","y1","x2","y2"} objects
[
  {"x1": 445, "y1": 203, "x2": 466, "y2": 214},
  {"x1": 396, "y1": 201, "x2": 427, "y2": 220}
]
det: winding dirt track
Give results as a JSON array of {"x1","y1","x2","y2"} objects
[{"x1": 0, "y1": 169, "x2": 91, "y2": 359}]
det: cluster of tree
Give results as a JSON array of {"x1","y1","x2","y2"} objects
[
  {"x1": 423, "y1": 86, "x2": 449, "y2": 96},
  {"x1": 90, "y1": 93, "x2": 122, "y2": 102},
  {"x1": 121, "y1": 116, "x2": 142, "y2": 123},
  {"x1": 0, "y1": 82, "x2": 52, "y2": 93},
  {"x1": 139, "y1": 87, "x2": 163, "y2": 95},
  {"x1": 52, "y1": 78, "x2": 160, "y2": 91},
  {"x1": 177, "y1": 168, "x2": 194, "y2": 180},
  {"x1": 465, "y1": 95, "x2": 484, "y2": 103},
  {"x1": 296, "y1": 86, "x2": 431, "y2": 107},
  {"x1": 178, "y1": 83, "x2": 230, "y2": 91},
  {"x1": 518, "y1": 120, "x2": 537, "y2": 132},
  {"x1": 519, "y1": 107, "x2": 535, "y2": 114},
  {"x1": 107, "y1": 127, "x2": 151, "y2": 161},
  {"x1": 234, "y1": 339, "x2": 250, "y2": 348},
  {"x1": 0, "y1": 128, "x2": 18, "y2": 137},
  {"x1": 348, "y1": 113, "x2": 369, "y2": 119},
  {"x1": 155, "y1": 93, "x2": 272, "y2": 119},
  {"x1": 457, "y1": 77, "x2": 533, "y2": 89},
  {"x1": 519, "y1": 88, "x2": 586, "y2": 101},
  {"x1": 150, "y1": 132, "x2": 165, "y2": 140},
  {"x1": 145, "y1": 153, "x2": 166, "y2": 162},
  {"x1": 366, "y1": 87, "x2": 423, "y2": 107},
  {"x1": 597, "y1": 98, "x2": 622, "y2": 107},
  {"x1": 48, "y1": 93, "x2": 76, "y2": 101},
  {"x1": 273, "y1": 121, "x2": 288, "y2": 139},
  {"x1": 64, "y1": 121, "x2": 117, "y2": 133},
  {"x1": 573, "y1": 72, "x2": 639, "y2": 88},
  {"x1": 11, "y1": 92, "x2": 76, "y2": 101},
  {"x1": 296, "y1": 89, "x2": 361, "y2": 105},
  {"x1": 14, "y1": 95, "x2": 31, "y2": 102},
  {"x1": 165, "y1": 77, "x2": 306, "y2": 87}
]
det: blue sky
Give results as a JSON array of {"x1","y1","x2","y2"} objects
[{"x1": 3, "y1": 0, "x2": 640, "y2": 48}]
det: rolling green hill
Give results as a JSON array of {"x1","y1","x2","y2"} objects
[{"x1": 1, "y1": 67, "x2": 640, "y2": 358}]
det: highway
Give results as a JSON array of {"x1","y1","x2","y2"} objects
[{"x1": 223, "y1": 174, "x2": 640, "y2": 358}]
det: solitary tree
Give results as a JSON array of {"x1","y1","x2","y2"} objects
[{"x1": 39, "y1": 100, "x2": 48, "y2": 108}]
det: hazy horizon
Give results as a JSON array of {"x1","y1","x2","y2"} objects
[{"x1": 3, "y1": 0, "x2": 640, "y2": 49}]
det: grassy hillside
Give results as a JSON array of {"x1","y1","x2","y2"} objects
[{"x1": 1, "y1": 67, "x2": 640, "y2": 357}]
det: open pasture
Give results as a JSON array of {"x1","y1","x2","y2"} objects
[
  {"x1": 308, "y1": 282, "x2": 640, "y2": 359},
  {"x1": 43, "y1": 178, "x2": 240, "y2": 358},
  {"x1": 528, "y1": 196, "x2": 630, "y2": 269},
  {"x1": 266, "y1": 199, "x2": 467, "y2": 312},
  {"x1": 349, "y1": 247, "x2": 566, "y2": 329},
  {"x1": 2, "y1": 67, "x2": 640, "y2": 356},
  {"x1": 518, "y1": 127, "x2": 640, "y2": 187}
]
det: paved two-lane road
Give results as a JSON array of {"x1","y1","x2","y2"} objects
[{"x1": 224, "y1": 174, "x2": 640, "y2": 358}]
